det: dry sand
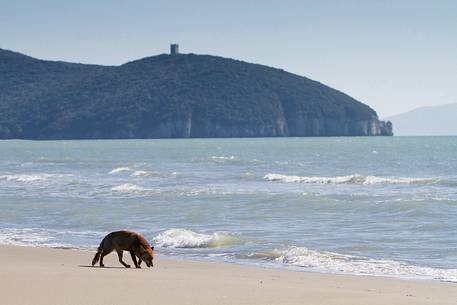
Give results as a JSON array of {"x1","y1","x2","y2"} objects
[{"x1": 1, "y1": 245, "x2": 456, "y2": 305}]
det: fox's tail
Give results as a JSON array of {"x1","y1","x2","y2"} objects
[{"x1": 91, "y1": 244, "x2": 103, "y2": 266}]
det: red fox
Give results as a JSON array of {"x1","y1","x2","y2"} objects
[{"x1": 91, "y1": 230, "x2": 154, "y2": 268}]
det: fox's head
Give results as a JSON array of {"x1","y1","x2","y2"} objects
[{"x1": 139, "y1": 246, "x2": 154, "y2": 267}]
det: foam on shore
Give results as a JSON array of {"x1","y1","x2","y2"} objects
[{"x1": 274, "y1": 246, "x2": 457, "y2": 282}]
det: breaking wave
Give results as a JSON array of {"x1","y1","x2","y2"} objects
[
  {"x1": 192, "y1": 155, "x2": 261, "y2": 165},
  {"x1": 109, "y1": 168, "x2": 166, "y2": 178},
  {"x1": 273, "y1": 246, "x2": 457, "y2": 282},
  {"x1": 0, "y1": 174, "x2": 52, "y2": 182},
  {"x1": 108, "y1": 184, "x2": 255, "y2": 197},
  {"x1": 111, "y1": 183, "x2": 147, "y2": 193},
  {"x1": 154, "y1": 229, "x2": 244, "y2": 248},
  {"x1": 131, "y1": 170, "x2": 151, "y2": 177},
  {"x1": 264, "y1": 173, "x2": 439, "y2": 185},
  {"x1": 211, "y1": 155, "x2": 236, "y2": 161},
  {"x1": 0, "y1": 228, "x2": 99, "y2": 249},
  {"x1": 108, "y1": 167, "x2": 132, "y2": 174},
  {"x1": 0, "y1": 173, "x2": 72, "y2": 183}
]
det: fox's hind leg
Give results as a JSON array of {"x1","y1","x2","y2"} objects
[
  {"x1": 99, "y1": 249, "x2": 112, "y2": 267},
  {"x1": 116, "y1": 250, "x2": 131, "y2": 268}
]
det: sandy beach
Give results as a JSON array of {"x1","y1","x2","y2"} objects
[{"x1": 0, "y1": 245, "x2": 456, "y2": 305}]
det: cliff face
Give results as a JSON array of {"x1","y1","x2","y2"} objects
[
  {"x1": 142, "y1": 115, "x2": 391, "y2": 138},
  {"x1": 0, "y1": 49, "x2": 393, "y2": 139}
]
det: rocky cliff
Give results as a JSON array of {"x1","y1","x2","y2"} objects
[{"x1": 0, "y1": 48, "x2": 392, "y2": 139}]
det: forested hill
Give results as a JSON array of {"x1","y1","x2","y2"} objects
[{"x1": 0, "y1": 48, "x2": 392, "y2": 139}]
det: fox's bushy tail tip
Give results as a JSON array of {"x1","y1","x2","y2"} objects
[{"x1": 92, "y1": 246, "x2": 102, "y2": 266}]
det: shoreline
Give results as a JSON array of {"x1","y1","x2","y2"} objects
[
  {"x1": 2, "y1": 245, "x2": 456, "y2": 305},
  {"x1": 4, "y1": 242, "x2": 455, "y2": 283}
]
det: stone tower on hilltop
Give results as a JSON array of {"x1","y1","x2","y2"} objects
[{"x1": 170, "y1": 44, "x2": 179, "y2": 55}]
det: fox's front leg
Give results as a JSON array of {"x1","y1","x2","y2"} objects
[
  {"x1": 134, "y1": 249, "x2": 142, "y2": 267},
  {"x1": 129, "y1": 251, "x2": 139, "y2": 268}
]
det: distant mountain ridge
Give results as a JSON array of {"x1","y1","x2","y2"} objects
[
  {"x1": 0, "y1": 48, "x2": 392, "y2": 139},
  {"x1": 386, "y1": 103, "x2": 457, "y2": 136}
]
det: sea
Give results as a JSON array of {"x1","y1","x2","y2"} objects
[{"x1": 1, "y1": 137, "x2": 456, "y2": 282}]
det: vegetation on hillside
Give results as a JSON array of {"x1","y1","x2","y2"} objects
[{"x1": 0, "y1": 49, "x2": 391, "y2": 139}]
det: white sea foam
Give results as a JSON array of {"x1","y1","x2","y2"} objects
[
  {"x1": 130, "y1": 170, "x2": 151, "y2": 177},
  {"x1": 0, "y1": 174, "x2": 52, "y2": 182},
  {"x1": 209, "y1": 156, "x2": 237, "y2": 164},
  {"x1": 111, "y1": 183, "x2": 146, "y2": 193},
  {"x1": 154, "y1": 229, "x2": 243, "y2": 248},
  {"x1": 264, "y1": 173, "x2": 360, "y2": 184},
  {"x1": 264, "y1": 173, "x2": 437, "y2": 185},
  {"x1": 108, "y1": 167, "x2": 132, "y2": 174},
  {"x1": 274, "y1": 161, "x2": 289, "y2": 165},
  {"x1": 362, "y1": 176, "x2": 436, "y2": 185},
  {"x1": 0, "y1": 228, "x2": 52, "y2": 246},
  {"x1": 274, "y1": 246, "x2": 457, "y2": 282},
  {"x1": 211, "y1": 156, "x2": 236, "y2": 161},
  {"x1": 108, "y1": 184, "x2": 247, "y2": 197},
  {"x1": 0, "y1": 173, "x2": 72, "y2": 183},
  {"x1": 192, "y1": 155, "x2": 261, "y2": 165},
  {"x1": 129, "y1": 170, "x2": 165, "y2": 178},
  {"x1": 0, "y1": 228, "x2": 96, "y2": 249},
  {"x1": 242, "y1": 171, "x2": 255, "y2": 178}
]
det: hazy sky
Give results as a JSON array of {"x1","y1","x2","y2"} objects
[{"x1": 1, "y1": 0, "x2": 456, "y2": 117}]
